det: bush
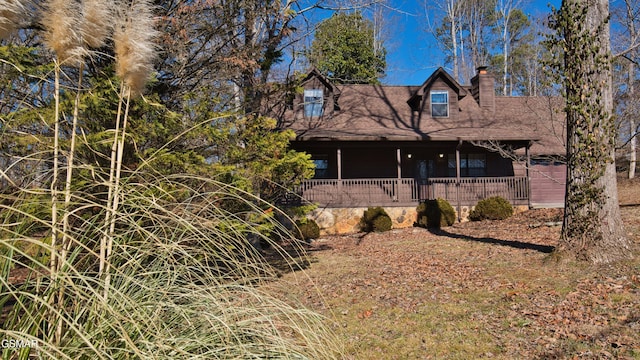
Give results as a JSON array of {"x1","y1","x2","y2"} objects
[
  {"x1": 295, "y1": 218, "x2": 320, "y2": 241},
  {"x1": 372, "y1": 215, "x2": 392, "y2": 232},
  {"x1": 469, "y1": 196, "x2": 514, "y2": 221},
  {"x1": 415, "y1": 198, "x2": 456, "y2": 228},
  {"x1": 359, "y1": 207, "x2": 392, "y2": 233}
]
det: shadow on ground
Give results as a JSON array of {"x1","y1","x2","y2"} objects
[{"x1": 427, "y1": 227, "x2": 556, "y2": 253}]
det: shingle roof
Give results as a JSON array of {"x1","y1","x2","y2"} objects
[{"x1": 278, "y1": 72, "x2": 566, "y2": 156}]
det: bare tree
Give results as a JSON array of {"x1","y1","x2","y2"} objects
[
  {"x1": 427, "y1": 0, "x2": 497, "y2": 83},
  {"x1": 424, "y1": 0, "x2": 464, "y2": 81},
  {"x1": 611, "y1": 0, "x2": 640, "y2": 178},
  {"x1": 496, "y1": 0, "x2": 520, "y2": 95}
]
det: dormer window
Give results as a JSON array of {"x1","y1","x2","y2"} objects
[
  {"x1": 430, "y1": 90, "x2": 449, "y2": 117},
  {"x1": 304, "y1": 89, "x2": 324, "y2": 117}
]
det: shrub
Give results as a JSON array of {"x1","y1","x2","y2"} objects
[
  {"x1": 415, "y1": 198, "x2": 456, "y2": 228},
  {"x1": 372, "y1": 214, "x2": 392, "y2": 232},
  {"x1": 295, "y1": 218, "x2": 320, "y2": 241},
  {"x1": 469, "y1": 196, "x2": 514, "y2": 221},
  {"x1": 359, "y1": 207, "x2": 392, "y2": 232}
]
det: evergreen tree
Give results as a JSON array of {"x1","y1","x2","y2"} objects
[{"x1": 308, "y1": 12, "x2": 386, "y2": 84}]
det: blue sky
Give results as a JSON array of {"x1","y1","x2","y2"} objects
[{"x1": 380, "y1": 0, "x2": 562, "y2": 85}]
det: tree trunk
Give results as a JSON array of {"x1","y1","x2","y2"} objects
[
  {"x1": 448, "y1": 0, "x2": 459, "y2": 82},
  {"x1": 559, "y1": 0, "x2": 632, "y2": 263},
  {"x1": 502, "y1": 22, "x2": 508, "y2": 96},
  {"x1": 630, "y1": 117, "x2": 637, "y2": 179},
  {"x1": 624, "y1": 0, "x2": 637, "y2": 179}
]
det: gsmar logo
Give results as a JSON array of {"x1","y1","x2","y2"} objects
[{"x1": 1, "y1": 338, "x2": 39, "y2": 349}]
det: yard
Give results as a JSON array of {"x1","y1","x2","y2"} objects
[{"x1": 267, "y1": 177, "x2": 640, "y2": 359}]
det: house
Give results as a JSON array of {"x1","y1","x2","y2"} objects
[{"x1": 277, "y1": 67, "x2": 566, "y2": 234}]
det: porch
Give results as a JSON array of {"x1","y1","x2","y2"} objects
[{"x1": 292, "y1": 176, "x2": 529, "y2": 208}]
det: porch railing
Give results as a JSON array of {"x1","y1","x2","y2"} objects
[{"x1": 289, "y1": 177, "x2": 528, "y2": 207}]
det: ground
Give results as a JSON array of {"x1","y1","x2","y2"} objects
[
  {"x1": 268, "y1": 176, "x2": 640, "y2": 359},
  {"x1": 5, "y1": 177, "x2": 640, "y2": 358}
]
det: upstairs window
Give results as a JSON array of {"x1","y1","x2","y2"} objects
[
  {"x1": 430, "y1": 90, "x2": 449, "y2": 117},
  {"x1": 304, "y1": 89, "x2": 324, "y2": 117}
]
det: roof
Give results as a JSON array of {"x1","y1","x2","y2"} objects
[{"x1": 278, "y1": 70, "x2": 566, "y2": 156}]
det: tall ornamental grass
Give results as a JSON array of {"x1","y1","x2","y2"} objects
[
  {"x1": 0, "y1": 0, "x2": 341, "y2": 358},
  {"x1": 1, "y1": 174, "x2": 342, "y2": 359}
]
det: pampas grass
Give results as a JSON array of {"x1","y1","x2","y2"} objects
[
  {"x1": 114, "y1": 0, "x2": 157, "y2": 96},
  {"x1": 0, "y1": 0, "x2": 26, "y2": 40},
  {"x1": 80, "y1": 0, "x2": 113, "y2": 49},
  {"x1": 42, "y1": 0, "x2": 86, "y2": 66},
  {"x1": 1, "y1": 174, "x2": 343, "y2": 359},
  {"x1": 41, "y1": 0, "x2": 91, "y2": 343},
  {"x1": 1, "y1": 0, "x2": 342, "y2": 357},
  {"x1": 103, "y1": 0, "x2": 157, "y2": 298}
]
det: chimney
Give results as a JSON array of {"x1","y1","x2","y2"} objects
[{"x1": 471, "y1": 66, "x2": 495, "y2": 113}]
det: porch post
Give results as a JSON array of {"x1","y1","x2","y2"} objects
[
  {"x1": 395, "y1": 148, "x2": 401, "y2": 201},
  {"x1": 337, "y1": 148, "x2": 342, "y2": 180},
  {"x1": 526, "y1": 142, "x2": 531, "y2": 209},
  {"x1": 337, "y1": 148, "x2": 343, "y2": 203},
  {"x1": 456, "y1": 140, "x2": 462, "y2": 222}
]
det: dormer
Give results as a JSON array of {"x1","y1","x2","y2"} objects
[
  {"x1": 407, "y1": 67, "x2": 467, "y2": 118},
  {"x1": 295, "y1": 69, "x2": 341, "y2": 119}
]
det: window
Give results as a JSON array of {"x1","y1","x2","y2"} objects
[
  {"x1": 448, "y1": 153, "x2": 486, "y2": 177},
  {"x1": 430, "y1": 90, "x2": 448, "y2": 117},
  {"x1": 304, "y1": 89, "x2": 324, "y2": 117},
  {"x1": 312, "y1": 155, "x2": 329, "y2": 178}
]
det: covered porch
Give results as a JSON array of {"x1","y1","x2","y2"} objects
[
  {"x1": 294, "y1": 176, "x2": 529, "y2": 207},
  {"x1": 288, "y1": 140, "x2": 533, "y2": 210}
]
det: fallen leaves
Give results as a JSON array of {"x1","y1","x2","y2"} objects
[{"x1": 269, "y1": 208, "x2": 640, "y2": 359}]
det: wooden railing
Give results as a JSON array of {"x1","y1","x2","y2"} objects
[
  {"x1": 421, "y1": 177, "x2": 529, "y2": 205},
  {"x1": 289, "y1": 177, "x2": 528, "y2": 207}
]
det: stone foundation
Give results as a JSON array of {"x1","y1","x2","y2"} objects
[
  {"x1": 309, "y1": 206, "x2": 417, "y2": 235},
  {"x1": 306, "y1": 204, "x2": 530, "y2": 235}
]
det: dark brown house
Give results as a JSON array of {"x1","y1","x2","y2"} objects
[{"x1": 277, "y1": 67, "x2": 566, "y2": 218}]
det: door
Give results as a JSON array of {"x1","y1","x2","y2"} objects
[{"x1": 416, "y1": 159, "x2": 434, "y2": 200}]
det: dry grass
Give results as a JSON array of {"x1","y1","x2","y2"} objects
[{"x1": 268, "y1": 178, "x2": 640, "y2": 359}]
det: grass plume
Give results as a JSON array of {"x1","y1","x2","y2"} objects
[
  {"x1": 0, "y1": 0, "x2": 26, "y2": 39},
  {"x1": 42, "y1": 0, "x2": 86, "y2": 66},
  {"x1": 114, "y1": 0, "x2": 157, "y2": 96},
  {"x1": 80, "y1": 0, "x2": 113, "y2": 49}
]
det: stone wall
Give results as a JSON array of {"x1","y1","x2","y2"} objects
[
  {"x1": 309, "y1": 206, "x2": 417, "y2": 235},
  {"x1": 307, "y1": 204, "x2": 530, "y2": 235}
]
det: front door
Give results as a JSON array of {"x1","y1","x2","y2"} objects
[{"x1": 416, "y1": 159, "x2": 434, "y2": 200}]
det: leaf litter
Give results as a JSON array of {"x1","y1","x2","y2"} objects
[{"x1": 269, "y1": 204, "x2": 640, "y2": 359}]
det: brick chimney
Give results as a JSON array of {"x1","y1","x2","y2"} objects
[{"x1": 471, "y1": 66, "x2": 495, "y2": 113}]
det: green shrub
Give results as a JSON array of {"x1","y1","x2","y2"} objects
[
  {"x1": 359, "y1": 207, "x2": 392, "y2": 232},
  {"x1": 295, "y1": 218, "x2": 320, "y2": 241},
  {"x1": 372, "y1": 214, "x2": 392, "y2": 232},
  {"x1": 415, "y1": 198, "x2": 456, "y2": 228},
  {"x1": 469, "y1": 196, "x2": 514, "y2": 221}
]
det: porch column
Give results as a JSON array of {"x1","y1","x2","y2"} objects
[
  {"x1": 526, "y1": 142, "x2": 531, "y2": 208},
  {"x1": 337, "y1": 148, "x2": 343, "y2": 203},
  {"x1": 337, "y1": 148, "x2": 342, "y2": 180},
  {"x1": 395, "y1": 148, "x2": 401, "y2": 201},
  {"x1": 456, "y1": 140, "x2": 462, "y2": 222},
  {"x1": 396, "y1": 148, "x2": 402, "y2": 179}
]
